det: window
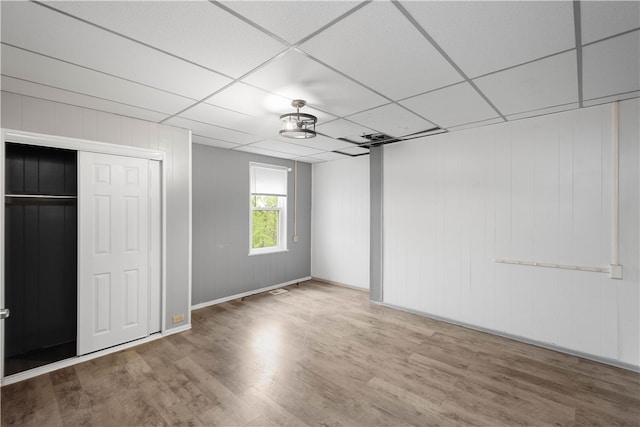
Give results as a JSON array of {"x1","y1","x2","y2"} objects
[{"x1": 249, "y1": 162, "x2": 288, "y2": 255}]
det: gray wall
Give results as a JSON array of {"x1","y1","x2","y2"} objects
[
  {"x1": 192, "y1": 143, "x2": 311, "y2": 304},
  {"x1": 369, "y1": 146, "x2": 383, "y2": 302},
  {"x1": 1, "y1": 91, "x2": 192, "y2": 331}
]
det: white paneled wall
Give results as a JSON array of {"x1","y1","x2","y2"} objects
[
  {"x1": 1, "y1": 91, "x2": 193, "y2": 331},
  {"x1": 383, "y1": 100, "x2": 639, "y2": 367},
  {"x1": 312, "y1": 156, "x2": 370, "y2": 289}
]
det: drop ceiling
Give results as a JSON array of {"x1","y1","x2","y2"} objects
[{"x1": 1, "y1": 1, "x2": 638, "y2": 163}]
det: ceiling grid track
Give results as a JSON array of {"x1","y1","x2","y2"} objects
[
  {"x1": 573, "y1": 0, "x2": 584, "y2": 108},
  {"x1": 210, "y1": 0, "x2": 290, "y2": 46},
  {"x1": 158, "y1": 47, "x2": 296, "y2": 125},
  {"x1": 1, "y1": 41, "x2": 198, "y2": 102},
  {"x1": 169, "y1": 0, "x2": 373, "y2": 129},
  {"x1": 469, "y1": 48, "x2": 577, "y2": 81},
  {"x1": 391, "y1": 0, "x2": 507, "y2": 123},
  {"x1": 582, "y1": 27, "x2": 640, "y2": 47},
  {"x1": 0, "y1": 83, "x2": 170, "y2": 118},
  {"x1": 3, "y1": 1, "x2": 636, "y2": 162},
  {"x1": 162, "y1": 0, "x2": 372, "y2": 129},
  {"x1": 31, "y1": 1, "x2": 232, "y2": 79},
  {"x1": 289, "y1": 1, "x2": 372, "y2": 47}
]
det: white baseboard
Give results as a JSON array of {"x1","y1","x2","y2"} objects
[
  {"x1": 163, "y1": 323, "x2": 192, "y2": 335},
  {"x1": 2, "y1": 325, "x2": 192, "y2": 386},
  {"x1": 380, "y1": 301, "x2": 640, "y2": 373},
  {"x1": 191, "y1": 277, "x2": 312, "y2": 311},
  {"x1": 312, "y1": 276, "x2": 369, "y2": 292}
]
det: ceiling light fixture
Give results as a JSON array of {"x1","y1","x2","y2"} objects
[{"x1": 279, "y1": 99, "x2": 317, "y2": 139}]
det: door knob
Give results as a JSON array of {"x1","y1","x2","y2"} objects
[{"x1": 0, "y1": 308, "x2": 9, "y2": 319}]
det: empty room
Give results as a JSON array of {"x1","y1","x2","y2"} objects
[{"x1": 0, "y1": 0, "x2": 639, "y2": 425}]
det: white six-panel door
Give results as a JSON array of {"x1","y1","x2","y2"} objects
[{"x1": 78, "y1": 152, "x2": 150, "y2": 355}]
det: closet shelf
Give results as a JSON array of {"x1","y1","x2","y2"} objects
[
  {"x1": 5, "y1": 194, "x2": 77, "y2": 206},
  {"x1": 5, "y1": 194, "x2": 77, "y2": 199}
]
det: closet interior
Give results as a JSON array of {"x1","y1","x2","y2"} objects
[{"x1": 4, "y1": 142, "x2": 78, "y2": 375}]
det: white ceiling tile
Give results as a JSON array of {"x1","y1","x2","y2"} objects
[
  {"x1": 336, "y1": 146, "x2": 369, "y2": 156},
  {"x1": 347, "y1": 103, "x2": 436, "y2": 138},
  {"x1": 276, "y1": 134, "x2": 353, "y2": 152},
  {"x1": 292, "y1": 156, "x2": 325, "y2": 164},
  {"x1": 317, "y1": 119, "x2": 376, "y2": 140},
  {"x1": 402, "y1": 1, "x2": 575, "y2": 78},
  {"x1": 1, "y1": 45, "x2": 194, "y2": 115},
  {"x1": 299, "y1": 1, "x2": 462, "y2": 100},
  {"x1": 234, "y1": 145, "x2": 298, "y2": 160},
  {"x1": 206, "y1": 82, "x2": 290, "y2": 116},
  {"x1": 583, "y1": 91, "x2": 640, "y2": 108},
  {"x1": 309, "y1": 151, "x2": 352, "y2": 162},
  {"x1": 1, "y1": 1, "x2": 232, "y2": 100},
  {"x1": 179, "y1": 102, "x2": 255, "y2": 130},
  {"x1": 46, "y1": 1, "x2": 286, "y2": 78},
  {"x1": 446, "y1": 117, "x2": 505, "y2": 132},
  {"x1": 0, "y1": 0, "x2": 633, "y2": 162},
  {"x1": 582, "y1": 31, "x2": 640, "y2": 101},
  {"x1": 164, "y1": 116, "x2": 263, "y2": 145},
  {"x1": 581, "y1": 1, "x2": 640, "y2": 44},
  {"x1": 473, "y1": 51, "x2": 578, "y2": 116},
  {"x1": 205, "y1": 82, "x2": 339, "y2": 125},
  {"x1": 250, "y1": 139, "x2": 324, "y2": 157},
  {"x1": 506, "y1": 102, "x2": 579, "y2": 121},
  {"x1": 242, "y1": 50, "x2": 387, "y2": 117},
  {"x1": 343, "y1": 135, "x2": 371, "y2": 144},
  {"x1": 1, "y1": 76, "x2": 168, "y2": 123},
  {"x1": 220, "y1": 1, "x2": 357, "y2": 44},
  {"x1": 192, "y1": 135, "x2": 241, "y2": 150},
  {"x1": 187, "y1": 100, "x2": 335, "y2": 141},
  {"x1": 399, "y1": 82, "x2": 498, "y2": 129}
]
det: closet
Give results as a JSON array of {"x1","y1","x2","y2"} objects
[
  {"x1": 3, "y1": 133, "x2": 163, "y2": 377},
  {"x1": 4, "y1": 143, "x2": 78, "y2": 375}
]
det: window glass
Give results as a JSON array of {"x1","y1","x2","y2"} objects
[{"x1": 249, "y1": 163, "x2": 287, "y2": 254}]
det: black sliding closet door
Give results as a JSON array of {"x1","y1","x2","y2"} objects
[{"x1": 4, "y1": 143, "x2": 77, "y2": 375}]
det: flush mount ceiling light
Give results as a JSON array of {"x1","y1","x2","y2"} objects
[{"x1": 279, "y1": 99, "x2": 317, "y2": 139}]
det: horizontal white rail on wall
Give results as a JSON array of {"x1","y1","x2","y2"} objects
[{"x1": 494, "y1": 258, "x2": 610, "y2": 274}]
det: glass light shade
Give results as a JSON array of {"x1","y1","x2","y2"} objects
[{"x1": 279, "y1": 100, "x2": 317, "y2": 139}]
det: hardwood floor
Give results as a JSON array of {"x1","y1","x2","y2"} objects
[{"x1": 2, "y1": 280, "x2": 639, "y2": 426}]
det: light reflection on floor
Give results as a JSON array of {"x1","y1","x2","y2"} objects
[{"x1": 251, "y1": 322, "x2": 282, "y2": 390}]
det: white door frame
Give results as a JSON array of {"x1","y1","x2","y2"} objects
[{"x1": 0, "y1": 128, "x2": 167, "y2": 382}]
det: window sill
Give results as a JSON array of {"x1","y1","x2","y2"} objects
[{"x1": 248, "y1": 248, "x2": 289, "y2": 256}]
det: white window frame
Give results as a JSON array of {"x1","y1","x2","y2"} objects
[{"x1": 249, "y1": 162, "x2": 288, "y2": 255}]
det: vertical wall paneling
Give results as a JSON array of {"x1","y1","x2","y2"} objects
[
  {"x1": 148, "y1": 160, "x2": 161, "y2": 334},
  {"x1": 1, "y1": 92, "x2": 191, "y2": 333},
  {"x1": 617, "y1": 99, "x2": 639, "y2": 364},
  {"x1": 53, "y1": 103, "x2": 83, "y2": 139},
  {"x1": 532, "y1": 116, "x2": 561, "y2": 345},
  {"x1": 417, "y1": 138, "x2": 437, "y2": 313},
  {"x1": 81, "y1": 108, "x2": 98, "y2": 141},
  {"x1": 192, "y1": 144, "x2": 311, "y2": 305},
  {"x1": 383, "y1": 100, "x2": 640, "y2": 367},
  {"x1": 311, "y1": 155, "x2": 370, "y2": 290},
  {"x1": 21, "y1": 97, "x2": 54, "y2": 135},
  {"x1": 95, "y1": 111, "x2": 120, "y2": 145},
  {"x1": 1, "y1": 92, "x2": 22, "y2": 129},
  {"x1": 163, "y1": 127, "x2": 191, "y2": 327}
]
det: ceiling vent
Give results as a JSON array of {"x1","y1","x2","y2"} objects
[
  {"x1": 361, "y1": 133, "x2": 401, "y2": 146},
  {"x1": 332, "y1": 126, "x2": 446, "y2": 157}
]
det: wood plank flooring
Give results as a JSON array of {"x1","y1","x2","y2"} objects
[{"x1": 2, "y1": 280, "x2": 639, "y2": 426}]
